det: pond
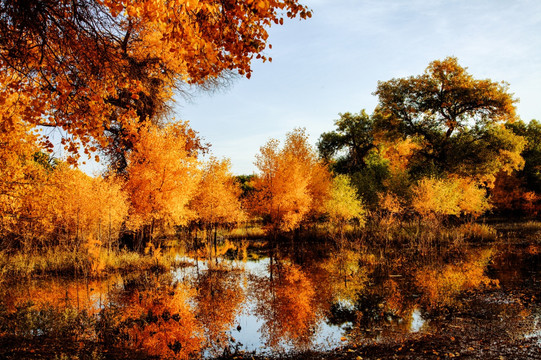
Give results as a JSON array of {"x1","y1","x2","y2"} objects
[{"x1": 1, "y1": 237, "x2": 540, "y2": 359}]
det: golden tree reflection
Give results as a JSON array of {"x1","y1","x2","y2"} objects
[
  {"x1": 115, "y1": 281, "x2": 204, "y2": 359},
  {"x1": 415, "y1": 249, "x2": 499, "y2": 310},
  {"x1": 320, "y1": 249, "x2": 369, "y2": 305},
  {"x1": 196, "y1": 265, "x2": 245, "y2": 354},
  {"x1": 252, "y1": 260, "x2": 319, "y2": 350}
]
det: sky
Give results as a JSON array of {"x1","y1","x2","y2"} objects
[{"x1": 82, "y1": 0, "x2": 541, "y2": 176}]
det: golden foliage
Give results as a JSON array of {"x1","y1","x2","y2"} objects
[
  {"x1": 0, "y1": 82, "x2": 48, "y2": 242},
  {"x1": 411, "y1": 176, "x2": 491, "y2": 219},
  {"x1": 250, "y1": 128, "x2": 332, "y2": 232},
  {"x1": 190, "y1": 157, "x2": 245, "y2": 228},
  {"x1": 124, "y1": 122, "x2": 201, "y2": 233},
  {"x1": 377, "y1": 138, "x2": 422, "y2": 173},
  {"x1": 0, "y1": 0, "x2": 312, "y2": 161},
  {"x1": 50, "y1": 166, "x2": 129, "y2": 247}
]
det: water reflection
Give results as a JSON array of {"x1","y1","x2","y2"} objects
[
  {"x1": 251, "y1": 260, "x2": 319, "y2": 351},
  {"x1": 108, "y1": 279, "x2": 205, "y2": 359},
  {"x1": 409, "y1": 307, "x2": 425, "y2": 333},
  {"x1": 0, "y1": 241, "x2": 540, "y2": 358},
  {"x1": 195, "y1": 264, "x2": 245, "y2": 355}
]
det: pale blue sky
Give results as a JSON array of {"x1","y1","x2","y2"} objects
[
  {"x1": 79, "y1": 0, "x2": 540, "y2": 175},
  {"x1": 176, "y1": 0, "x2": 541, "y2": 175}
]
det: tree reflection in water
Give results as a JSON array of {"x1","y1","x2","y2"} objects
[
  {"x1": 108, "y1": 278, "x2": 204, "y2": 359},
  {"x1": 0, "y1": 241, "x2": 540, "y2": 358},
  {"x1": 195, "y1": 263, "x2": 245, "y2": 355},
  {"x1": 251, "y1": 259, "x2": 319, "y2": 351}
]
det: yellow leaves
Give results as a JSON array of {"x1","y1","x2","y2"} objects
[
  {"x1": 411, "y1": 176, "x2": 490, "y2": 219},
  {"x1": 124, "y1": 122, "x2": 201, "y2": 232},
  {"x1": 325, "y1": 175, "x2": 365, "y2": 227},
  {"x1": 190, "y1": 157, "x2": 245, "y2": 227},
  {"x1": 250, "y1": 128, "x2": 332, "y2": 233}
]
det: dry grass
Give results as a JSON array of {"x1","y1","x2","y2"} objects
[{"x1": 0, "y1": 248, "x2": 178, "y2": 279}]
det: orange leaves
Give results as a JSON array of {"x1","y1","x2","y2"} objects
[
  {"x1": 378, "y1": 138, "x2": 422, "y2": 173},
  {"x1": 1, "y1": 0, "x2": 311, "y2": 161},
  {"x1": 250, "y1": 128, "x2": 332, "y2": 233},
  {"x1": 253, "y1": 262, "x2": 318, "y2": 349},
  {"x1": 190, "y1": 157, "x2": 245, "y2": 228},
  {"x1": 48, "y1": 165, "x2": 129, "y2": 250},
  {"x1": 118, "y1": 284, "x2": 205, "y2": 359},
  {"x1": 124, "y1": 122, "x2": 201, "y2": 234}
]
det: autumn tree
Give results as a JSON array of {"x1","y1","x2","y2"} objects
[
  {"x1": 123, "y1": 122, "x2": 201, "y2": 248},
  {"x1": 411, "y1": 176, "x2": 491, "y2": 221},
  {"x1": 491, "y1": 120, "x2": 541, "y2": 215},
  {"x1": 0, "y1": 0, "x2": 312, "y2": 168},
  {"x1": 190, "y1": 157, "x2": 245, "y2": 246},
  {"x1": 250, "y1": 128, "x2": 332, "y2": 233},
  {"x1": 324, "y1": 175, "x2": 365, "y2": 239},
  {"x1": 374, "y1": 57, "x2": 525, "y2": 184},
  {"x1": 0, "y1": 70, "x2": 51, "y2": 248}
]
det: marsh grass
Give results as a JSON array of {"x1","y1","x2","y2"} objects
[
  {"x1": 0, "y1": 248, "x2": 179, "y2": 279},
  {"x1": 359, "y1": 218, "x2": 501, "y2": 254}
]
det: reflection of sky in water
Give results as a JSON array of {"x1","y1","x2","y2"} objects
[
  {"x1": 524, "y1": 314, "x2": 541, "y2": 345},
  {"x1": 171, "y1": 256, "x2": 348, "y2": 356},
  {"x1": 3, "y1": 243, "x2": 540, "y2": 358},
  {"x1": 410, "y1": 307, "x2": 425, "y2": 333}
]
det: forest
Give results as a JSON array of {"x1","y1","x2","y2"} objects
[{"x1": 0, "y1": 1, "x2": 540, "y2": 360}]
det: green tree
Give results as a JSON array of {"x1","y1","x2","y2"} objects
[
  {"x1": 373, "y1": 57, "x2": 525, "y2": 184},
  {"x1": 506, "y1": 120, "x2": 541, "y2": 193},
  {"x1": 317, "y1": 110, "x2": 375, "y2": 174}
]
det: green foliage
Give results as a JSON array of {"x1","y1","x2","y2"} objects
[
  {"x1": 373, "y1": 57, "x2": 524, "y2": 184},
  {"x1": 317, "y1": 110, "x2": 375, "y2": 174},
  {"x1": 349, "y1": 150, "x2": 391, "y2": 207},
  {"x1": 235, "y1": 174, "x2": 256, "y2": 198},
  {"x1": 444, "y1": 124, "x2": 525, "y2": 182},
  {"x1": 506, "y1": 119, "x2": 541, "y2": 193}
]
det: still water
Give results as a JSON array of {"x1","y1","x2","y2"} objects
[{"x1": 1, "y1": 239, "x2": 540, "y2": 359}]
